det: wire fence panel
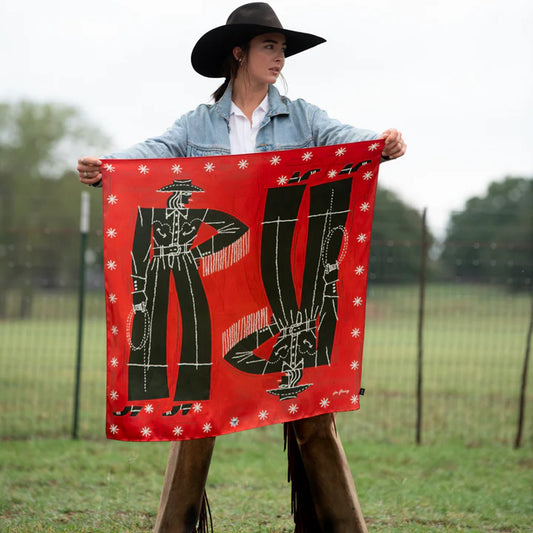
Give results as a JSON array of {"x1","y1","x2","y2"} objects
[
  {"x1": 353, "y1": 283, "x2": 531, "y2": 445},
  {"x1": 1, "y1": 211, "x2": 531, "y2": 445}
]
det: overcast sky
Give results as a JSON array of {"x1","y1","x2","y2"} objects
[{"x1": 2, "y1": 0, "x2": 532, "y2": 236}]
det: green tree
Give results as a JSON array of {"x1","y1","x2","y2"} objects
[
  {"x1": 440, "y1": 177, "x2": 533, "y2": 290},
  {"x1": 369, "y1": 187, "x2": 432, "y2": 283},
  {"x1": 0, "y1": 101, "x2": 109, "y2": 317}
]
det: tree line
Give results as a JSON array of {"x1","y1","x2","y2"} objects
[{"x1": 1, "y1": 101, "x2": 531, "y2": 317}]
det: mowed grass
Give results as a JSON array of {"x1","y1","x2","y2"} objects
[
  {"x1": 0, "y1": 284, "x2": 532, "y2": 444},
  {"x1": 0, "y1": 432, "x2": 531, "y2": 532}
]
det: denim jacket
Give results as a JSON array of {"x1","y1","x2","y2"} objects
[{"x1": 109, "y1": 84, "x2": 378, "y2": 159}]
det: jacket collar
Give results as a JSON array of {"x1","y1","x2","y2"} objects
[{"x1": 215, "y1": 83, "x2": 289, "y2": 121}]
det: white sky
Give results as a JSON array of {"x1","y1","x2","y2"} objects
[{"x1": 2, "y1": 0, "x2": 532, "y2": 236}]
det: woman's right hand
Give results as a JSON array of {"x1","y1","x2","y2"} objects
[{"x1": 77, "y1": 156, "x2": 103, "y2": 186}]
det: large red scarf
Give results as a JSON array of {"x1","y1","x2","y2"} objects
[{"x1": 102, "y1": 140, "x2": 383, "y2": 441}]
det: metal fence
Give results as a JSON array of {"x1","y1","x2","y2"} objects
[{"x1": 1, "y1": 202, "x2": 531, "y2": 446}]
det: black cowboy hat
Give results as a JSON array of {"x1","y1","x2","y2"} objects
[
  {"x1": 191, "y1": 2, "x2": 326, "y2": 78},
  {"x1": 157, "y1": 179, "x2": 204, "y2": 193}
]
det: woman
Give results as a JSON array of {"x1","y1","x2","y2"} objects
[{"x1": 78, "y1": 3, "x2": 406, "y2": 532}]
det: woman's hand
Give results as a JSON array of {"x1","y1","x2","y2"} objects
[
  {"x1": 380, "y1": 129, "x2": 406, "y2": 160},
  {"x1": 77, "y1": 156, "x2": 103, "y2": 186}
]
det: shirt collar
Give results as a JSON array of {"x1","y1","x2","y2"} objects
[
  {"x1": 216, "y1": 83, "x2": 289, "y2": 121},
  {"x1": 230, "y1": 93, "x2": 269, "y2": 119}
]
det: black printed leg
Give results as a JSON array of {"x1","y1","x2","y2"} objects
[
  {"x1": 113, "y1": 405, "x2": 143, "y2": 417},
  {"x1": 162, "y1": 403, "x2": 193, "y2": 417}
]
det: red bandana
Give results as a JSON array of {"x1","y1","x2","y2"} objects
[{"x1": 102, "y1": 140, "x2": 384, "y2": 441}]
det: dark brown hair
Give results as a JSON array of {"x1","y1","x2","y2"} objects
[{"x1": 212, "y1": 42, "x2": 250, "y2": 102}]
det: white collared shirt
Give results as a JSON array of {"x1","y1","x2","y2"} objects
[{"x1": 229, "y1": 94, "x2": 269, "y2": 154}]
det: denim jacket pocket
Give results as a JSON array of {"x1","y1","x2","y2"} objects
[
  {"x1": 273, "y1": 136, "x2": 314, "y2": 151},
  {"x1": 256, "y1": 135, "x2": 314, "y2": 153},
  {"x1": 186, "y1": 143, "x2": 231, "y2": 158}
]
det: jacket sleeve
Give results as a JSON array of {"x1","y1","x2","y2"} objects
[
  {"x1": 105, "y1": 114, "x2": 190, "y2": 159},
  {"x1": 304, "y1": 101, "x2": 379, "y2": 147}
]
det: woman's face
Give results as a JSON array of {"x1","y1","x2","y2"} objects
[{"x1": 235, "y1": 32, "x2": 286, "y2": 86}]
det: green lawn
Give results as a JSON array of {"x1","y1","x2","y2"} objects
[{"x1": 1, "y1": 432, "x2": 531, "y2": 532}]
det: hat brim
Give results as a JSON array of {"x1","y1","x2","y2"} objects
[
  {"x1": 191, "y1": 24, "x2": 326, "y2": 78},
  {"x1": 157, "y1": 183, "x2": 204, "y2": 192}
]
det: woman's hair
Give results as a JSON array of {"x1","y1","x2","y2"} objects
[{"x1": 212, "y1": 42, "x2": 250, "y2": 102}]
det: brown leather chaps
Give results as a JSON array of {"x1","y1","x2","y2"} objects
[{"x1": 153, "y1": 413, "x2": 367, "y2": 533}]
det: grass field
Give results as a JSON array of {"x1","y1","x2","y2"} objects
[
  {"x1": 1, "y1": 284, "x2": 532, "y2": 445},
  {"x1": 1, "y1": 430, "x2": 532, "y2": 532}
]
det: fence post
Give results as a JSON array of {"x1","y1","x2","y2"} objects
[
  {"x1": 416, "y1": 208, "x2": 428, "y2": 445},
  {"x1": 514, "y1": 291, "x2": 533, "y2": 448},
  {"x1": 72, "y1": 191, "x2": 90, "y2": 439}
]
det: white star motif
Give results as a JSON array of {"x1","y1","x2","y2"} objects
[
  {"x1": 144, "y1": 404, "x2": 154, "y2": 414},
  {"x1": 204, "y1": 162, "x2": 215, "y2": 173},
  {"x1": 138, "y1": 164, "x2": 149, "y2": 175},
  {"x1": 363, "y1": 171, "x2": 373, "y2": 181},
  {"x1": 288, "y1": 404, "x2": 299, "y2": 415},
  {"x1": 106, "y1": 260, "x2": 117, "y2": 271},
  {"x1": 106, "y1": 228, "x2": 117, "y2": 238},
  {"x1": 320, "y1": 398, "x2": 330, "y2": 408},
  {"x1": 360, "y1": 202, "x2": 370, "y2": 212},
  {"x1": 350, "y1": 360, "x2": 360, "y2": 371},
  {"x1": 351, "y1": 395, "x2": 360, "y2": 405},
  {"x1": 192, "y1": 402, "x2": 203, "y2": 413},
  {"x1": 277, "y1": 175, "x2": 288, "y2": 186},
  {"x1": 327, "y1": 170, "x2": 338, "y2": 179},
  {"x1": 203, "y1": 422, "x2": 212, "y2": 433},
  {"x1": 270, "y1": 155, "x2": 281, "y2": 165},
  {"x1": 353, "y1": 296, "x2": 363, "y2": 307},
  {"x1": 335, "y1": 147, "x2": 347, "y2": 156},
  {"x1": 108, "y1": 293, "x2": 117, "y2": 304},
  {"x1": 351, "y1": 328, "x2": 361, "y2": 338},
  {"x1": 103, "y1": 163, "x2": 115, "y2": 172},
  {"x1": 171, "y1": 164, "x2": 183, "y2": 174},
  {"x1": 109, "y1": 390, "x2": 119, "y2": 400},
  {"x1": 141, "y1": 426, "x2": 152, "y2": 438},
  {"x1": 354, "y1": 265, "x2": 365, "y2": 275},
  {"x1": 173, "y1": 426, "x2": 183, "y2": 437},
  {"x1": 110, "y1": 357, "x2": 119, "y2": 368},
  {"x1": 237, "y1": 159, "x2": 249, "y2": 170},
  {"x1": 357, "y1": 233, "x2": 367, "y2": 243},
  {"x1": 258, "y1": 410, "x2": 269, "y2": 421},
  {"x1": 107, "y1": 194, "x2": 118, "y2": 205},
  {"x1": 368, "y1": 142, "x2": 380, "y2": 151},
  {"x1": 302, "y1": 151, "x2": 313, "y2": 161},
  {"x1": 111, "y1": 326, "x2": 119, "y2": 336},
  {"x1": 230, "y1": 417, "x2": 239, "y2": 428},
  {"x1": 109, "y1": 424, "x2": 119, "y2": 435}
]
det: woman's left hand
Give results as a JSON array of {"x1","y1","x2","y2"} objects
[{"x1": 380, "y1": 129, "x2": 406, "y2": 160}]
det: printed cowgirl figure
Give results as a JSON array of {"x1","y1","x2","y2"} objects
[
  {"x1": 115, "y1": 179, "x2": 247, "y2": 417},
  {"x1": 224, "y1": 176, "x2": 355, "y2": 400}
]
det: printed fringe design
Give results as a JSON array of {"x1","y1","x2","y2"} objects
[
  {"x1": 194, "y1": 490, "x2": 213, "y2": 533},
  {"x1": 283, "y1": 423, "x2": 322, "y2": 533},
  {"x1": 221, "y1": 307, "x2": 270, "y2": 355},
  {"x1": 202, "y1": 231, "x2": 250, "y2": 276}
]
